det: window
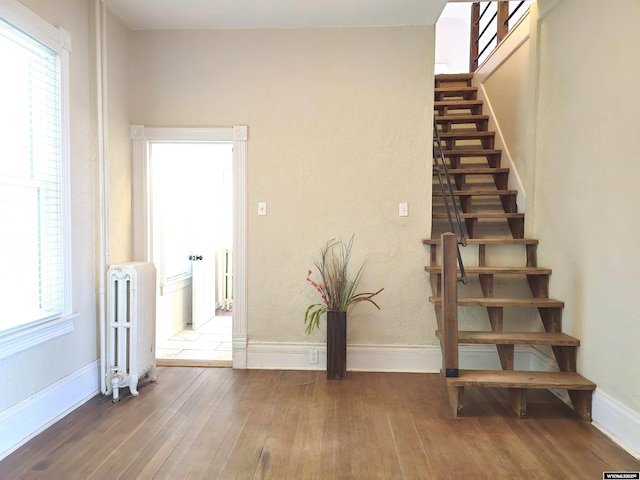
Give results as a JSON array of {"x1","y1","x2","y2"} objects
[{"x1": 0, "y1": 0, "x2": 72, "y2": 353}]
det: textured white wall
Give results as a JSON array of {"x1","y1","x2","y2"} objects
[
  {"x1": 466, "y1": 0, "x2": 640, "y2": 420},
  {"x1": 106, "y1": 9, "x2": 133, "y2": 265},
  {"x1": 534, "y1": 0, "x2": 640, "y2": 414},
  {"x1": 0, "y1": 0, "x2": 97, "y2": 410},
  {"x1": 130, "y1": 26, "x2": 436, "y2": 347},
  {"x1": 481, "y1": 41, "x2": 531, "y2": 192}
]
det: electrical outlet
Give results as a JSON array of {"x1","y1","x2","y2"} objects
[{"x1": 309, "y1": 349, "x2": 318, "y2": 364}]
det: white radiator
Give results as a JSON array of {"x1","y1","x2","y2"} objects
[{"x1": 105, "y1": 262, "x2": 157, "y2": 402}]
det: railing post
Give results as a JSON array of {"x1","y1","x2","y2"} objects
[
  {"x1": 442, "y1": 232, "x2": 459, "y2": 378},
  {"x1": 469, "y1": 2, "x2": 480, "y2": 72},
  {"x1": 497, "y1": 1, "x2": 509, "y2": 43}
]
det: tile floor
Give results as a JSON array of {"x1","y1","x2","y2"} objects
[{"x1": 156, "y1": 313, "x2": 232, "y2": 364}]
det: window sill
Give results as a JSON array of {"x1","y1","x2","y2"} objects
[{"x1": 0, "y1": 314, "x2": 77, "y2": 360}]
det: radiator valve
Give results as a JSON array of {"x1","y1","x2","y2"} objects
[{"x1": 110, "y1": 366, "x2": 123, "y2": 403}]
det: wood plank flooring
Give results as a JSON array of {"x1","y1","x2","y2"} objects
[{"x1": 1, "y1": 368, "x2": 638, "y2": 479}]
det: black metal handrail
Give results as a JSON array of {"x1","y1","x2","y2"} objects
[
  {"x1": 503, "y1": 1, "x2": 527, "y2": 27},
  {"x1": 477, "y1": 2, "x2": 493, "y2": 24},
  {"x1": 433, "y1": 119, "x2": 468, "y2": 284},
  {"x1": 476, "y1": 10, "x2": 498, "y2": 47}
]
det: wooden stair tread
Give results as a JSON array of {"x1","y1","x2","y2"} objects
[
  {"x1": 425, "y1": 266, "x2": 551, "y2": 275},
  {"x1": 445, "y1": 370, "x2": 595, "y2": 390},
  {"x1": 435, "y1": 114, "x2": 489, "y2": 122},
  {"x1": 442, "y1": 163, "x2": 505, "y2": 170},
  {"x1": 436, "y1": 330, "x2": 579, "y2": 346},
  {"x1": 441, "y1": 148, "x2": 501, "y2": 156},
  {"x1": 435, "y1": 131, "x2": 494, "y2": 139},
  {"x1": 435, "y1": 73, "x2": 474, "y2": 81},
  {"x1": 443, "y1": 167, "x2": 509, "y2": 175},
  {"x1": 435, "y1": 86, "x2": 477, "y2": 93},
  {"x1": 430, "y1": 297, "x2": 564, "y2": 307},
  {"x1": 432, "y1": 212, "x2": 524, "y2": 219},
  {"x1": 435, "y1": 100, "x2": 483, "y2": 107},
  {"x1": 432, "y1": 189, "x2": 517, "y2": 196},
  {"x1": 423, "y1": 238, "x2": 538, "y2": 245}
]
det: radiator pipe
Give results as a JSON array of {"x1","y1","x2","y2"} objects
[{"x1": 95, "y1": 0, "x2": 110, "y2": 395}]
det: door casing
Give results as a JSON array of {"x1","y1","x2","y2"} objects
[{"x1": 131, "y1": 125, "x2": 248, "y2": 368}]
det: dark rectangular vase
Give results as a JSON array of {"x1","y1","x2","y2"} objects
[{"x1": 326, "y1": 310, "x2": 347, "y2": 380}]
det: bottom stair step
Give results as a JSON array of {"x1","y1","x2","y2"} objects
[
  {"x1": 444, "y1": 370, "x2": 595, "y2": 420},
  {"x1": 446, "y1": 370, "x2": 595, "y2": 390},
  {"x1": 436, "y1": 330, "x2": 580, "y2": 346}
]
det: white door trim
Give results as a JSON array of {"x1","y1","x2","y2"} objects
[{"x1": 131, "y1": 125, "x2": 248, "y2": 368}]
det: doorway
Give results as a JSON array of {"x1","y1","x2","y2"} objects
[
  {"x1": 131, "y1": 125, "x2": 248, "y2": 369},
  {"x1": 150, "y1": 142, "x2": 233, "y2": 366}
]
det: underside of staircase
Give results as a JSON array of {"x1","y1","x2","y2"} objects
[{"x1": 427, "y1": 73, "x2": 596, "y2": 420}]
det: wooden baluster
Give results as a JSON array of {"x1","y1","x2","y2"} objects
[{"x1": 497, "y1": 1, "x2": 509, "y2": 43}]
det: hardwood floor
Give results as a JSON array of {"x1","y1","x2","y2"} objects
[{"x1": 1, "y1": 368, "x2": 638, "y2": 479}]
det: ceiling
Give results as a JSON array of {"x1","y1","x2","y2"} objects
[{"x1": 105, "y1": 0, "x2": 453, "y2": 30}]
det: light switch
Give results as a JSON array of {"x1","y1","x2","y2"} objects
[
  {"x1": 399, "y1": 202, "x2": 408, "y2": 217},
  {"x1": 258, "y1": 202, "x2": 267, "y2": 216}
]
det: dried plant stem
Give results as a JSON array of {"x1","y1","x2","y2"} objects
[{"x1": 304, "y1": 235, "x2": 383, "y2": 334}]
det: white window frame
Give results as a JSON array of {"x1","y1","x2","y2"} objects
[{"x1": 0, "y1": 0, "x2": 75, "y2": 360}]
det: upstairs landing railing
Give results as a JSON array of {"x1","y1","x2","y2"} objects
[{"x1": 470, "y1": 1, "x2": 531, "y2": 72}]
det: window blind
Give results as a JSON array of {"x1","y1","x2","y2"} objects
[{"x1": 0, "y1": 17, "x2": 63, "y2": 330}]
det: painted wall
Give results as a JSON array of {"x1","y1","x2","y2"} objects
[
  {"x1": 130, "y1": 26, "x2": 436, "y2": 348},
  {"x1": 0, "y1": 0, "x2": 98, "y2": 408},
  {"x1": 478, "y1": 38, "x2": 531, "y2": 200},
  {"x1": 473, "y1": 9, "x2": 533, "y2": 220},
  {"x1": 471, "y1": 0, "x2": 640, "y2": 425},
  {"x1": 534, "y1": 0, "x2": 640, "y2": 416},
  {"x1": 459, "y1": 1, "x2": 639, "y2": 454},
  {"x1": 106, "y1": 8, "x2": 132, "y2": 264}
]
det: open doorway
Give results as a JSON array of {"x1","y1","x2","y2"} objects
[
  {"x1": 435, "y1": 2, "x2": 472, "y2": 74},
  {"x1": 150, "y1": 142, "x2": 233, "y2": 366}
]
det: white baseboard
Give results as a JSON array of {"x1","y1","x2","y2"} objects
[
  {"x1": 0, "y1": 360, "x2": 99, "y2": 461},
  {"x1": 232, "y1": 334, "x2": 247, "y2": 369},
  {"x1": 531, "y1": 347, "x2": 639, "y2": 459},
  {"x1": 246, "y1": 342, "x2": 529, "y2": 373},
  {"x1": 247, "y1": 341, "x2": 445, "y2": 372},
  {"x1": 593, "y1": 390, "x2": 640, "y2": 460}
]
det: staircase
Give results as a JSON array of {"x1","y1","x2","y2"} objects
[{"x1": 427, "y1": 73, "x2": 596, "y2": 420}]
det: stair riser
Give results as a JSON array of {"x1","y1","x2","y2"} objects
[
  {"x1": 437, "y1": 138, "x2": 495, "y2": 150},
  {"x1": 431, "y1": 170, "x2": 509, "y2": 190},
  {"x1": 435, "y1": 74, "x2": 473, "y2": 88},
  {"x1": 441, "y1": 153, "x2": 502, "y2": 169},
  {"x1": 435, "y1": 105, "x2": 483, "y2": 116},
  {"x1": 428, "y1": 272, "x2": 549, "y2": 298},
  {"x1": 435, "y1": 92, "x2": 478, "y2": 101},
  {"x1": 436, "y1": 118, "x2": 489, "y2": 132}
]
